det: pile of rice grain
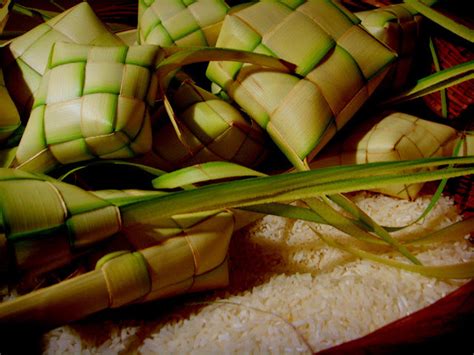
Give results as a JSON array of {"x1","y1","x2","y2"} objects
[{"x1": 43, "y1": 192, "x2": 473, "y2": 354}]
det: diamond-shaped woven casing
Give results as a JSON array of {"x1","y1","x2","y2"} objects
[
  {"x1": 356, "y1": 3, "x2": 422, "y2": 91},
  {"x1": 146, "y1": 81, "x2": 270, "y2": 170},
  {"x1": 0, "y1": 66, "x2": 20, "y2": 143},
  {"x1": 207, "y1": 0, "x2": 396, "y2": 169},
  {"x1": 15, "y1": 42, "x2": 160, "y2": 173},
  {"x1": 138, "y1": 0, "x2": 229, "y2": 46},
  {"x1": 0, "y1": 168, "x2": 121, "y2": 276},
  {"x1": 0, "y1": 2, "x2": 123, "y2": 119},
  {"x1": 310, "y1": 112, "x2": 458, "y2": 199}
]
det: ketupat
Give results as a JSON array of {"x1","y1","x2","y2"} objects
[
  {"x1": 0, "y1": 2, "x2": 123, "y2": 120},
  {"x1": 0, "y1": 230, "x2": 233, "y2": 325},
  {"x1": 13, "y1": 42, "x2": 160, "y2": 173},
  {"x1": 206, "y1": 0, "x2": 397, "y2": 170},
  {"x1": 144, "y1": 80, "x2": 272, "y2": 170},
  {"x1": 0, "y1": 168, "x2": 122, "y2": 278},
  {"x1": 138, "y1": 0, "x2": 230, "y2": 46},
  {"x1": 0, "y1": 166, "x2": 253, "y2": 285},
  {"x1": 310, "y1": 111, "x2": 472, "y2": 199},
  {"x1": 0, "y1": 168, "x2": 236, "y2": 324}
]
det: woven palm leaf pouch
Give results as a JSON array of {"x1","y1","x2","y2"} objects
[
  {"x1": 207, "y1": 0, "x2": 396, "y2": 170},
  {"x1": 0, "y1": 2, "x2": 123, "y2": 120},
  {"x1": 14, "y1": 42, "x2": 160, "y2": 173}
]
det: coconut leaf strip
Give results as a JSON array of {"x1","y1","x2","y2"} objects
[
  {"x1": 241, "y1": 204, "x2": 473, "y2": 248},
  {"x1": 307, "y1": 196, "x2": 420, "y2": 264},
  {"x1": 406, "y1": 218, "x2": 474, "y2": 246},
  {"x1": 49, "y1": 0, "x2": 66, "y2": 11},
  {"x1": 399, "y1": 136, "x2": 465, "y2": 224},
  {"x1": 404, "y1": 0, "x2": 474, "y2": 43},
  {"x1": 429, "y1": 36, "x2": 448, "y2": 118},
  {"x1": 381, "y1": 60, "x2": 474, "y2": 106},
  {"x1": 240, "y1": 203, "x2": 387, "y2": 245},
  {"x1": 240, "y1": 203, "x2": 326, "y2": 224},
  {"x1": 156, "y1": 47, "x2": 296, "y2": 75},
  {"x1": 11, "y1": 3, "x2": 59, "y2": 21},
  {"x1": 152, "y1": 162, "x2": 266, "y2": 190},
  {"x1": 321, "y1": 233, "x2": 474, "y2": 279},
  {"x1": 315, "y1": 228, "x2": 474, "y2": 279},
  {"x1": 325, "y1": 194, "x2": 420, "y2": 262},
  {"x1": 121, "y1": 157, "x2": 474, "y2": 224},
  {"x1": 93, "y1": 190, "x2": 169, "y2": 208}
]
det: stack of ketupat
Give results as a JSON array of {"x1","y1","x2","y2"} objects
[{"x1": 0, "y1": 0, "x2": 473, "y2": 353}]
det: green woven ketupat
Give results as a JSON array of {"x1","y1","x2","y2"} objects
[
  {"x1": 138, "y1": 0, "x2": 230, "y2": 46},
  {"x1": 0, "y1": 167, "x2": 235, "y2": 283},
  {"x1": 15, "y1": 42, "x2": 160, "y2": 173},
  {"x1": 0, "y1": 2, "x2": 123, "y2": 120},
  {"x1": 0, "y1": 168, "x2": 121, "y2": 278},
  {"x1": 145, "y1": 81, "x2": 271, "y2": 170},
  {"x1": 0, "y1": 66, "x2": 20, "y2": 143},
  {"x1": 0, "y1": 168, "x2": 236, "y2": 323},
  {"x1": 207, "y1": 0, "x2": 397, "y2": 170}
]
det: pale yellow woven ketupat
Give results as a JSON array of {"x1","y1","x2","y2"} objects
[
  {"x1": 310, "y1": 112, "x2": 468, "y2": 199},
  {"x1": 207, "y1": 0, "x2": 397, "y2": 170}
]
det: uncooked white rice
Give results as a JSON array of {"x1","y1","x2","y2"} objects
[{"x1": 38, "y1": 192, "x2": 473, "y2": 354}]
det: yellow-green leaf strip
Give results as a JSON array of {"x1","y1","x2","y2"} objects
[
  {"x1": 404, "y1": 0, "x2": 474, "y2": 43},
  {"x1": 406, "y1": 218, "x2": 474, "y2": 246},
  {"x1": 121, "y1": 156, "x2": 474, "y2": 225},
  {"x1": 382, "y1": 60, "x2": 474, "y2": 106},
  {"x1": 315, "y1": 227, "x2": 474, "y2": 279},
  {"x1": 429, "y1": 36, "x2": 448, "y2": 118},
  {"x1": 307, "y1": 196, "x2": 421, "y2": 264},
  {"x1": 152, "y1": 161, "x2": 266, "y2": 190}
]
